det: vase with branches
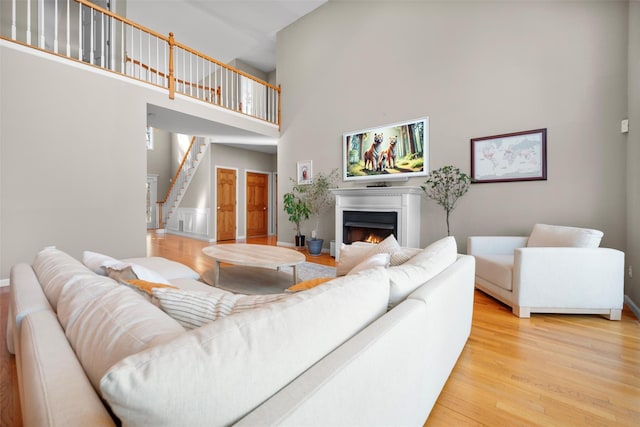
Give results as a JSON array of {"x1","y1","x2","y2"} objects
[
  {"x1": 421, "y1": 165, "x2": 471, "y2": 236},
  {"x1": 290, "y1": 169, "x2": 340, "y2": 254},
  {"x1": 297, "y1": 169, "x2": 340, "y2": 236}
]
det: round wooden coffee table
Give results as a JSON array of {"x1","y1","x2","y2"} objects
[{"x1": 202, "y1": 244, "x2": 306, "y2": 288}]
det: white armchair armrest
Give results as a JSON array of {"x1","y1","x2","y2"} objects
[
  {"x1": 467, "y1": 236, "x2": 529, "y2": 256},
  {"x1": 513, "y1": 247, "x2": 624, "y2": 312}
]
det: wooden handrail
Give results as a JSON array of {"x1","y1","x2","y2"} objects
[
  {"x1": 126, "y1": 56, "x2": 218, "y2": 98},
  {"x1": 159, "y1": 136, "x2": 197, "y2": 205},
  {"x1": 156, "y1": 136, "x2": 196, "y2": 228},
  {"x1": 4, "y1": 0, "x2": 281, "y2": 126},
  {"x1": 172, "y1": 39, "x2": 280, "y2": 92}
]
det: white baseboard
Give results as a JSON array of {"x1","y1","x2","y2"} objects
[
  {"x1": 166, "y1": 230, "x2": 210, "y2": 242},
  {"x1": 624, "y1": 294, "x2": 640, "y2": 320},
  {"x1": 0, "y1": 278, "x2": 9, "y2": 287},
  {"x1": 278, "y1": 240, "x2": 295, "y2": 248}
]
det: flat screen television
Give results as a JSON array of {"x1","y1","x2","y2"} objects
[{"x1": 342, "y1": 117, "x2": 429, "y2": 183}]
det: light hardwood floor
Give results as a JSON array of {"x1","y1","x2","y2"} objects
[{"x1": 1, "y1": 232, "x2": 639, "y2": 426}]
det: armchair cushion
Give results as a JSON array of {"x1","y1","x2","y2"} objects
[
  {"x1": 475, "y1": 255, "x2": 514, "y2": 291},
  {"x1": 526, "y1": 224, "x2": 603, "y2": 248}
]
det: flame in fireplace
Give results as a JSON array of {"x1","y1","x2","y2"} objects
[{"x1": 364, "y1": 234, "x2": 383, "y2": 244}]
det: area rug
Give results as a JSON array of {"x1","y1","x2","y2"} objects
[{"x1": 201, "y1": 262, "x2": 336, "y2": 295}]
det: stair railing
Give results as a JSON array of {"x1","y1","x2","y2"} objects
[
  {"x1": 1, "y1": 0, "x2": 281, "y2": 127},
  {"x1": 157, "y1": 136, "x2": 208, "y2": 228}
]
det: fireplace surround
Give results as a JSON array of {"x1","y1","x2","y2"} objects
[{"x1": 331, "y1": 187, "x2": 422, "y2": 261}]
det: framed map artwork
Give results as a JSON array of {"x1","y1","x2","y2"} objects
[{"x1": 471, "y1": 128, "x2": 547, "y2": 183}]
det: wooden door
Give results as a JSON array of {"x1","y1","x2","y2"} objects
[
  {"x1": 216, "y1": 168, "x2": 236, "y2": 241},
  {"x1": 246, "y1": 172, "x2": 269, "y2": 237}
]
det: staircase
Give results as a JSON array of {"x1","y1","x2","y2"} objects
[{"x1": 158, "y1": 136, "x2": 209, "y2": 229}]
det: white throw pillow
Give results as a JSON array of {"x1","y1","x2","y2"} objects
[
  {"x1": 337, "y1": 234, "x2": 401, "y2": 276},
  {"x1": 387, "y1": 236, "x2": 457, "y2": 309},
  {"x1": 348, "y1": 252, "x2": 391, "y2": 275},
  {"x1": 101, "y1": 259, "x2": 171, "y2": 285},
  {"x1": 336, "y1": 243, "x2": 373, "y2": 276},
  {"x1": 526, "y1": 223, "x2": 603, "y2": 248},
  {"x1": 390, "y1": 247, "x2": 422, "y2": 266},
  {"x1": 366, "y1": 234, "x2": 401, "y2": 257},
  {"x1": 82, "y1": 251, "x2": 117, "y2": 275}
]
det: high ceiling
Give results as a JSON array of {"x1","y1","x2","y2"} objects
[{"x1": 128, "y1": 0, "x2": 327, "y2": 154}]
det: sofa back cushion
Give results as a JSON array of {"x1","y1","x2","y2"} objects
[
  {"x1": 56, "y1": 274, "x2": 185, "y2": 391},
  {"x1": 526, "y1": 224, "x2": 603, "y2": 248},
  {"x1": 387, "y1": 236, "x2": 458, "y2": 308},
  {"x1": 32, "y1": 247, "x2": 94, "y2": 310},
  {"x1": 100, "y1": 267, "x2": 390, "y2": 427}
]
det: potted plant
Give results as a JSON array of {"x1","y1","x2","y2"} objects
[
  {"x1": 295, "y1": 169, "x2": 340, "y2": 256},
  {"x1": 421, "y1": 165, "x2": 471, "y2": 236},
  {"x1": 283, "y1": 190, "x2": 310, "y2": 248}
]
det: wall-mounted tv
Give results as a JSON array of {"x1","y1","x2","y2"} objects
[{"x1": 343, "y1": 117, "x2": 429, "y2": 183}]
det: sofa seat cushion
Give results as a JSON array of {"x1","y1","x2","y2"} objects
[
  {"x1": 121, "y1": 256, "x2": 200, "y2": 280},
  {"x1": 100, "y1": 267, "x2": 390, "y2": 427},
  {"x1": 83, "y1": 251, "x2": 197, "y2": 283},
  {"x1": 526, "y1": 224, "x2": 603, "y2": 248},
  {"x1": 475, "y1": 254, "x2": 514, "y2": 291},
  {"x1": 57, "y1": 274, "x2": 185, "y2": 391},
  {"x1": 387, "y1": 236, "x2": 458, "y2": 308}
]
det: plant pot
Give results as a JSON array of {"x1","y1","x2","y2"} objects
[
  {"x1": 295, "y1": 235, "x2": 306, "y2": 248},
  {"x1": 307, "y1": 238, "x2": 324, "y2": 256}
]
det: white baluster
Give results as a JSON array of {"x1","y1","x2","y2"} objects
[
  {"x1": 11, "y1": 0, "x2": 16, "y2": 39},
  {"x1": 138, "y1": 28, "x2": 142, "y2": 79},
  {"x1": 100, "y1": 12, "x2": 105, "y2": 67},
  {"x1": 66, "y1": 0, "x2": 70, "y2": 56},
  {"x1": 121, "y1": 23, "x2": 125, "y2": 73},
  {"x1": 90, "y1": 8, "x2": 95, "y2": 64},
  {"x1": 77, "y1": 3, "x2": 82, "y2": 60},
  {"x1": 26, "y1": 0, "x2": 31, "y2": 44},
  {"x1": 53, "y1": 0, "x2": 59, "y2": 53},
  {"x1": 38, "y1": 0, "x2": 45, "y2": 48}
]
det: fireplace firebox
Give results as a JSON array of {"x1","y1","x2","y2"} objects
[{"x1": 343, "y1": 211, "x2": 398, "y2": 244}]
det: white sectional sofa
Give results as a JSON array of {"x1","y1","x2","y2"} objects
[{"x1": 6, "y1": 238, "x2": 475, "y2": 427}]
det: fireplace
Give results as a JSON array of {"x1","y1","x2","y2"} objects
[
  {"x1": 343, "y1": 211, "x2": 397, "y2": 244},
  {"x1": 331, "y1": 186, "x2": 422, "y2": 261}
]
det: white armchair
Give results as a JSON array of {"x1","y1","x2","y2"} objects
[{"x1": 468, "y1": 224, "x2": 624, "y2": 320}]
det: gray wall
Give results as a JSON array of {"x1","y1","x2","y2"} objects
[
  {"x1": 0, "y1": 44, "x2": 147, "y2": 273},
  {"x1": 277, "y1": 2, "x2": 628, "y2": 259},
  {"x1": 147, "y1": 128, "x2": 172, "y2": 199},
  {"x1": 627, "y1": 1, "x2": 640, "y2": 309},
  {"x1": 0, "y1": 41, "x2": 278, "y2": 278}
]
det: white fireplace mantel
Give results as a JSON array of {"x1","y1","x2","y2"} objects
[{"x1": 331, "y1": 186, "x2": 422, "y2": 261}]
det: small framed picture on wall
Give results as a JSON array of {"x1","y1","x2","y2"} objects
[{"x1": 297, "y1": 160, "x2": 313, "y2": 184}]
